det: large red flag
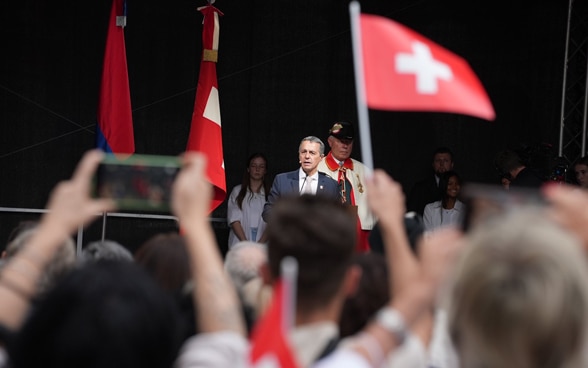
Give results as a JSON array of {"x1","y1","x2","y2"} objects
[
  {"x1": 186, "y1": 5, "x2": 226, "y2": 212},
  {"x1": 250, "y1": 280, "x2": 299, "y2": 368},
  {"x1": 359, "y1": 14, "x2": 495, "y2": 121},
  {"x1": 96, "y1": 0, "x2": 135, "y2": 155}
]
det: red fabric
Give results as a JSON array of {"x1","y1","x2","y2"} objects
[
  {"x1": 356, "y1": 228, "x2": 370, "y2": 253},
  {"x1": 250, "y1": 281, "x2": 299, "y2": 368},
  {"x1": 360, "y1": 14, "x2": 495, "y2": 121},
  {"x1": 186, "y1": 5, "x2": 226, "y2": 212},
  {"x1": 96, "y1": 0, "x2": 135, "y2": 155}
]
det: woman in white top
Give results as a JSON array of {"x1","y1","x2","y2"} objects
[
  {"x1": 423, "y1": 171, "x2": 464, "y2": 232},
  {"x1": 227, "y1": 153, "x2": 270, "y2": 248}
]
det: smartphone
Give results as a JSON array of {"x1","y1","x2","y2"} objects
[
  {"x1": 460, "y1": 183, "x2": 546, "y2": 231},
  {"x1": 94, "y1": 154, "x2": 181, "y2": 212}
]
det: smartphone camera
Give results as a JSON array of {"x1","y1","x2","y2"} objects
[{"x1": 95, "y1": 154, "x2": 181, "y2": 212}]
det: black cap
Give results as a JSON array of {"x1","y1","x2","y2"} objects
[{"x1": 328, "y1": 122, "x2": 354, "y2": 140}]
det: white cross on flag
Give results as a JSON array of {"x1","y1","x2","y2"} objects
[{"x1": 359, "y1": 14, "x2": 495, "y2": 120}]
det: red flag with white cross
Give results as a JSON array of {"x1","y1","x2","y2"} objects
[
  {"x1": 186, "y1": 4, "x2": 226, "y2": 212},
  {"x1": 359, "y1": 13, "x2": 495, "y2": 121}
]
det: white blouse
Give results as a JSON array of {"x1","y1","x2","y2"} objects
[
  {"x1": 226, "y1": 185, "x2": 267, "y2": 248},
  {"x1": 423, "y1": 200, "x2": 464, "y2": 232}
]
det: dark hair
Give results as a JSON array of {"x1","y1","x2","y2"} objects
[
  {"x1": 134, "y1": 233, "x2": 191, "y2": 295},
  {"x1": 339, "y1": 253, "x2": 389, "y2": 338},
  {"x1": 267, "y1": 195, "x2": 356, "y2": 313},
  {"x1": 575, "y1": 156, "x2": 588, "y2": 168},
  {"x1": 9, "y1": 261, "x2": 183, "y2": 368},
  {"x1": 236, "y1": 153, "x2": 270, "y2": 210},
  {"x1": 433, "y1": 146, "x2": 454, "y2": 162},
  {"x1": 438, "y1": 171, "x2": 462, "y2": 208},
  {"x1": 494, "y1": 149, "x2": 523, "y2": 177}
]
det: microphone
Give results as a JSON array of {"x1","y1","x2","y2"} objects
[{"x1": 299, "y1": 176, "x2": 308, "y2": 194}]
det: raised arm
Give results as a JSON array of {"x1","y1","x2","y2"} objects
[
  {"x1": 172, "y1": 152, "x2": 245, "y2": 335},
  {"x1": 0, "y1": 150, "x2": 114, "y2": 330},
  {"x1": 323, "y1": 170, "x2": 463, "y2": 368}
]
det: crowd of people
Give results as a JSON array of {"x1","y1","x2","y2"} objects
[{"x1": 2, "y1": 123, "x2": 588, "y2": 367}]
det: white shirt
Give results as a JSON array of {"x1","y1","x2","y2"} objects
[
  {"x1": 226, "y1": 185, "x2": 267, "y2": 248},
  {"x1": 299, "y1": 168, "x2": 319, "y2": 194},
  {"x1": 423, "y1": 200, "x2": 464, "y2": 232}
]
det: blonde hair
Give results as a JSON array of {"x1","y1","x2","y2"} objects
[{"x1": 449, "y1": 209, "x2": 588, "y2": 368}]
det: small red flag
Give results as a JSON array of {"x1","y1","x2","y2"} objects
[
  {"x1": 250, "y1": 280, "x2": 299, "y2": 368},
  {"x1": 360, "y1": 14, "x2": 495, "y2": 121},
  {"x1": 96, "y1": 0, "x2": 135, "y2": 155},
  {"x1": 186, "y1": 5, "x2": 226, "y2": 212}
]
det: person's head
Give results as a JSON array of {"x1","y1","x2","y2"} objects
[
  {"x1": 9, "y1": 261, "x2": 183, "y2": 368},
  {"x1": 246, "y1": 153, "x2": 267, "y2": 182},
  {"x1": 494, "y1": 149, "x2": 524, "y2": 179},
  {"x1": 265, "y1": 195, "x2": 358, "y2": 316},
  {"x1": 449, "y1": 210, "x2": 588, "y2": 368},
  {"x1": 298, "y1": 136, "x2": 325, "y2": 176},
  {"x1": 327, "y1": 122, "x2": 354, "y2": 161},
  {"x1": 134, "y1": 233, "x2": 191, "y2": 295},
  {"x1": 224, "y1": 241, "x2": 267, "y2": 290},
  {"x1": 238, "y1": 152, "x2": 270, "y2": 209},
  {"x1": 339, "y1": 253, "x2": 389, "y2": 338},
  {"x1": 6, "y1": 227, "x2": 76, "y2": 295},
  {"x1": 439, "y1": 171, "x2": 462, "y2": 205},
  {"x1": 574, "y1": 156, "x2": 588, "y2": 188},
  {"x1": 432, "y1": 147, "x2": 454, "y2": 176},
  {"x1": 82, "y1": 240, "x2": 133, "y2": 263}
]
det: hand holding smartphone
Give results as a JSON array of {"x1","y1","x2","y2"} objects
[{"x1": 94, "y1": 154, "x2": 181, "y2": 212}]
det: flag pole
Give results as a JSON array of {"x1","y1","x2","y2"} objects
[{"x1": 349, "y1": 1, "x2": 374, "y2": 171}]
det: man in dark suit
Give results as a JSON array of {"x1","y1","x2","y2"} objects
[
  {"x1": 406, "y1": 147, "x2": 455, "y2": 216},
  {"x1": 262, "y1": 136, "x2": 339, "y2": 222}
]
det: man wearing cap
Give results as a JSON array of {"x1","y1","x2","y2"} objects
[{"x1": 318, "y1": 122, "x2": 376, "y2": 252}]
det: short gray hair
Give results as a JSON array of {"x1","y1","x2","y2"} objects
[
  {"x1": 82, "y1": 240, "x2": 133, "y2": 263},
  {"x1": 224, "y1": 241, "x2": 267, "y2": 290},
  {"x1": 299, "y1": 136, "x2": 325, "y2": 155}
]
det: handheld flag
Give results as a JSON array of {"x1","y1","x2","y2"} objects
[
  {"x1": 348, "y1": 2, "x2": 495, "y2": 170},
  {"x1": 250, "y1": 258, "x2": 299, "y2": 368},
  {"x1": 186, "y1": 4, "x2": 226, "y2": 212},
  {"x1": 358, "y1": 13, "x2": 495, "y2": 121},
  {"x1": 96, "y1": 0, "x2": 135, "y2": 155}
]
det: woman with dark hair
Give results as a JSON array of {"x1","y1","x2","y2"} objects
[
  {"x1": 227, "y1": 153, "x2": 271, "y2": 248},
  {"x1": 423, "y1": 171, "x2": 464, "y2": 232}
]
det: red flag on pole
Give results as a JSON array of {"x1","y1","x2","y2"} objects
[
  {"x1": 96, "y1": 0, "x2": 135, "y2": 155},
  {"x1": 186, "y1": 4, "x2": 226, "y2": 212},
  {"x1": 359, "y1": 13, "x2": 495, "y2": 121},
  {"x1": 250, "y1": 280, "x2": 299, "y2": 368}
]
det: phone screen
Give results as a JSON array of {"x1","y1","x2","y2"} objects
[
  {"x1": 95, "y1": 154, "x2": 181, "y2": 212},
  {"x1": 460, "y1": 183, "x2": 546, "y2": 231}
]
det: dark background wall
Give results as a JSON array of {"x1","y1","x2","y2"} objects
[{"x1": 0, "y1": 0, "x2": 575, "y2": 252}]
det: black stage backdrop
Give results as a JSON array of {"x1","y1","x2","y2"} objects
[{"x1": 0, "y1": 0, "x2": 575, "y2": 253}]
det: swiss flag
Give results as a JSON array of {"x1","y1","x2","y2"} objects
[
  {"x1": 360, "y1": 14, "x2": 495, "y2": 121},
  {"x1": 186, "y1": 5, "x2": 226, "y2": 212},
  {"x1": 250, "y1": 281, "x2": 299, "y2": 368}
]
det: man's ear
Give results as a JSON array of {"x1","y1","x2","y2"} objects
[{"x1": 259, "y1": 261, "x2": 273, "y2": 286}]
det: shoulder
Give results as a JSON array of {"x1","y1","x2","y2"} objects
[
  {"x1": 275, "y1": 170, "x2": 297, "y2": 180},
  {"x1": 319, "y1": 171, "x2": 337, "y2": 183},
  {"x1": 319, "y1": 172, "x2": 338, "y2": 183},
  {"x1": 424, "y1": 201, "x2": 442, "y2": 210}
]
